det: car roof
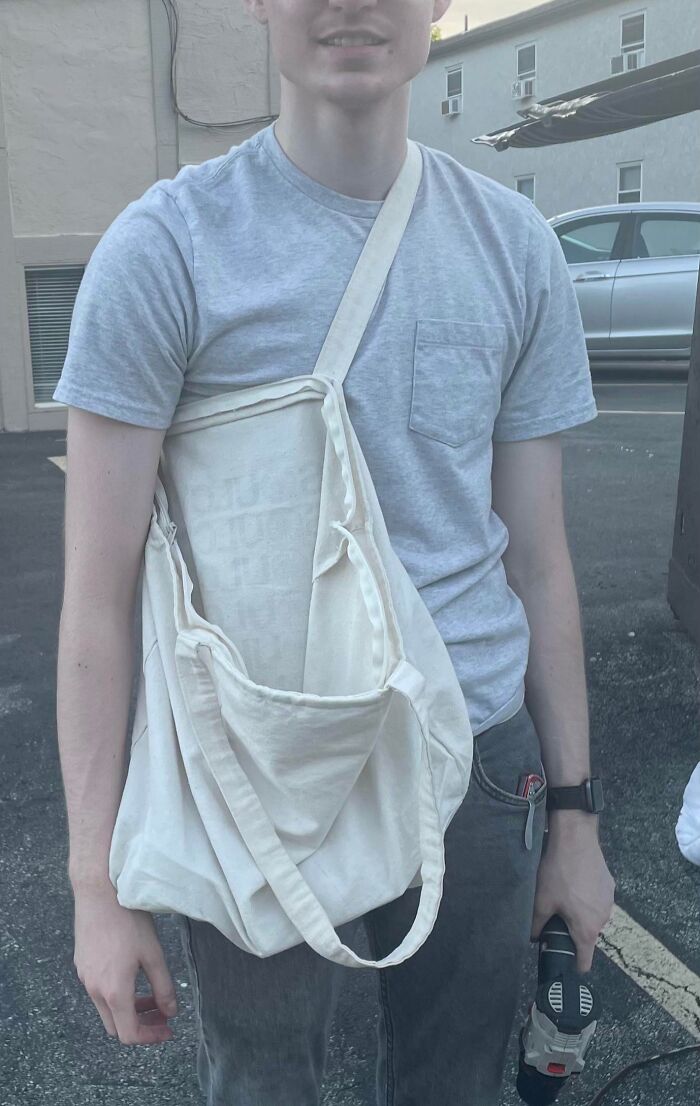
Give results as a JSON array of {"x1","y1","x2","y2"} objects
[{"x1": 548, "y1": 201, "x2": 700, "y2": 224}]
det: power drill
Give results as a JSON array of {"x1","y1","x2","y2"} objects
[{"x1": 516, "y1": 915, "x2": 599, "y2": 1105}]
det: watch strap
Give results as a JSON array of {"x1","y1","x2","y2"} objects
[{"x1": 546, "y1": 777, "x2": 604, "y2": 813}]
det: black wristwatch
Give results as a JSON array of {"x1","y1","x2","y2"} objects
[{"x1": 546, "y1": 777, "x2": 604, "y2": 813}]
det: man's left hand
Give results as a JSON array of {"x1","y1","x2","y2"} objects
[{"x1": 531, "y1": 811, "x2": 615, "y2": 973}]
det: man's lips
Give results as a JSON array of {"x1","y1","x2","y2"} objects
[{"x1": 318, "y1": 41, "x2": 388, "y2": 54}]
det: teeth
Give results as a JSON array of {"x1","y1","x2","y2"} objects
[{"x1": 323, "y1": 37, "x2": 383, "y2": 46}]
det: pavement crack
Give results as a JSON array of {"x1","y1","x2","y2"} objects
[{"x1": 601, "y1": 934, "x2": 700, "y2": 1029}]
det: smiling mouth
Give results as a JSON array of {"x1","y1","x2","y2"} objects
[{"x1": 318, "y1": 39, "x2": 388, "y2": 49}]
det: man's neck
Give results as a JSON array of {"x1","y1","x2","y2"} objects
[{"x1": 273, "y1": 95, "x2": 410, "y2": 202}]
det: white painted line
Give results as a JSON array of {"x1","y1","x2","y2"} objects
[
  {"x1": 594, "y1": 382, "x2": 687, "y2": 387},
  {"x1": 596, "y1": 409, "x2": 685, "y2": 415},
  {"x1": 599, "y1": 904, "x2": 700, "y2": 1040},
  {"x1": 47, "y1": 456, "x2": 66, "y2": 472}
]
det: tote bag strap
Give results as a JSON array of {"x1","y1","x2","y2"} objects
[
  {"x1": 311, "y1": 139, "x2": 423, "y2": 389},
  {"x1": 173, "y1": 633, "x2": 446, "y2": 969}
]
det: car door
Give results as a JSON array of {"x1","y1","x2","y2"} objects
[
  {"x1": 609, "y1": 212, "x2": 700, "y2": 357},
  {"x1": 551, "y1": 214, "x2": 630, "y2": 352}
]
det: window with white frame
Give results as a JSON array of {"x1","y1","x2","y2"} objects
[
  {"x1": 516, "y1": 176, "x2": 535, "y2": 203},
  {"x1": 618, "y1": 162, "x2": 642, "y2": 203},
  {"x1": 446, "y1": 66, "x2": 462, "y2": 98},
  {"x1": 517, "y1": 43, "x2": 536, "y2": 79},
  {"x1": 620, "y1": 11, "x2": 645, "y2": 69}
]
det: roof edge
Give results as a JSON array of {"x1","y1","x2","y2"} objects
[{"x1": 431, "y1": 0, "x2": 626, "y2": 59}]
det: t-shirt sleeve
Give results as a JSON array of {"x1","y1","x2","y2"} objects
[
  {"x1": 51, "y1": 184, "x2": 195, "y2": 429},
  {"x1": 492, "y1": 204, "x2": 598, "y2": 442}
]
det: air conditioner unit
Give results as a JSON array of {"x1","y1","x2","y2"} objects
[
  {"x1": 512, "y1": 78, "x2": 536, "y2": 99},
  {"x1": 441, "y1": 94, "x2": 463, "y2": 116},
  {"x1": 611, "y1": 49, "x2": 644, "y2": 74}
]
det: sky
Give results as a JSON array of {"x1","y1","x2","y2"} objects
[{"x1": 437, "y1": 1, "x2": 547, "y2": 38}]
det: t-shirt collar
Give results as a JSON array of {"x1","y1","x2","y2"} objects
[{"x1": 257, "y1": 121, "x2": 384, "y2": 220}]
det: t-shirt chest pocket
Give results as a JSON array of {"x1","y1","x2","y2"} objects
[{"x1": 409, "y1": 319, "x2": 507, "y2": 448}]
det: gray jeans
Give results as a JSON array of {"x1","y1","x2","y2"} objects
[{"x1": 174, "y1": 700, "x2": 547, "y2": 1106}]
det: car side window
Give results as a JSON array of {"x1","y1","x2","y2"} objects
[
  {"x1": 634, "y1": 216, "x2": 700, "y2": 259},
  {"x1": 553, "y1": 217, "x2": 625, "y2": 264}
]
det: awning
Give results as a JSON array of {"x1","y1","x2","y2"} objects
[{"x1": 472, "y1": 48, "x2": 700, "y2": 150}]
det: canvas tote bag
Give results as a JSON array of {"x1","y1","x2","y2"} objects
[{"x1": 108, "y1": 138, "x2": 474, "y2": 968}]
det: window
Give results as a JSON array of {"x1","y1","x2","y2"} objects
[
  {"x1": 618, "y1": 163, "x2": 642, "y2": 203},
  {"x1": 620, "y1": 11, "x2": 645, "y2": 68},
  {"x1": 516, "y1": 176, "x2": 535, "y2": 202},
  {"x1": 634, "y1": 215, "x2": 700, "y2": 259},
  {"x1": 517, "y1": 43, "x2": 536, "y2": 78},
  {"x1": 446, "y1": 66, "x2": 462, "y2": 98},
  {"x1": 554, "y1": 216, "x2": 625, "y2": 264},
  {"x1": 25, "y1": 265, "x2": 85, "y2": 404},
  {"x1": 621, "y1": 12, "x2": 645, "y2": 53}
]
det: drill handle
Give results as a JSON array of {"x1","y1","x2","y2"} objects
[{"x1": 538, "y1": 915, "x2": 578, "y2": 984}]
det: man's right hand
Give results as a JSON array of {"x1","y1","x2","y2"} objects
[{"x1": 72, "y1": 883, "x2": 178, "y2": 1045}]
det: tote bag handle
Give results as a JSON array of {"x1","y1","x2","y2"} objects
[
  {"x1": 173, "y1": 633, "x2": 446, "y2": 969},
  {"x1": 312, "y1": 138, "x2": 423, "y2": 388}
]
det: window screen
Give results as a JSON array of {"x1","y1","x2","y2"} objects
[{"x1": 25, "y1": 266, "x2": 85, "y2": 405}]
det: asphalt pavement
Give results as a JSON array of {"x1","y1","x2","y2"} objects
[{"x1": 1, "y1": 366, "x2": 699, "y2": 1106}]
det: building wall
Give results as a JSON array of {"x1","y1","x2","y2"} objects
[
  {"x1": 0, "y1": 0, "x2": 278, "y2": 432},
  {"x1": 0, "y1": 0, "x2": 697, "y2": 431},
  {"x1": 410, "y1": 0, "x2": 700, "y2": 216}
]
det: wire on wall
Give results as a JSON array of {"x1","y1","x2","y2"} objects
[{"x1": 158, "y1": 0, "x2": 278, "y2": 129}]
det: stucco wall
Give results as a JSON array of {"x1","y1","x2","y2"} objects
[
  {"x1": 0, "y1": 0, "x2": 271, "y2": 236},
  {"x1": 0, "y1": 0, "x2": 276, "y2": 430}
]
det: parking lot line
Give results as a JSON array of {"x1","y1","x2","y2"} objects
[
  {"x1": 599, "y1": 905, "x2": 700, "y2": 1040},
  {"x1": 594, "y1": 382, "x2": 686, "y2": 387}
]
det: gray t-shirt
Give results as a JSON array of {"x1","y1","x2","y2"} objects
[{"x1": 53, "y1": 122, "x2": 597, "y2": 735}]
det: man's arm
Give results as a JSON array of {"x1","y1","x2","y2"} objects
[
  {"x1": 58, "y1": 408, "x2": 165, "y2": 890},
  {"x1": 56, "y1": 406, "x2": 179, "y2": 1045},
  {"x1": 491, "y1": 432, "x2": 615, "y2": 971}
]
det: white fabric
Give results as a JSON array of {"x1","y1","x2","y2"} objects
[
  {"x1": 108, "y1": 140, "x2": 474, "y2": 967},
  {"x1": 676, "y1": 761, "x2": 700, "y2": 866}
]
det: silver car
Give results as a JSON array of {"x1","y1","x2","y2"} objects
[{"x1": 548, "y1": 202, "x2": 700, "y2": 361}]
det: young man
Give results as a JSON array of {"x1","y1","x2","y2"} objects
[{"x1": 54, "y1": 1, "x2": 615, "y2": 1102}]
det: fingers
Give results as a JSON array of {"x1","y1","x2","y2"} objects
[
  {"x1": 92, "y1": 994, "x2": 118, "y2": 1039},
  {"x1": 572, "y1": 933, "x2": 595, "y2": 974},
  {"x1": 530, "y1": 904, "x2": 601, "y2": 972},
  {"x1": 83, "y1": 979, "x2": 174, "y2": 1045},
  {"x1": 108, "y1": 986, "x2": 174, "y2": 1045},
  {"x1": 135, "y1": 993, "x2": 173, "y2": 1028},
  {"x1": 564, "y1": 915, "x2": 601, "y2": 973},
  {"x1": 140, "y1": 948, "x2": 179, "y2": 1020}
]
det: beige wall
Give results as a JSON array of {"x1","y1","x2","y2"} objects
[{"x1": 0, "y1": 0, "x2": 278, "y2": 432}]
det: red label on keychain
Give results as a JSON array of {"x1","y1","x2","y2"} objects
[{"x1": 517, "y1": 773, "x2": 545, "y2": 800}]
